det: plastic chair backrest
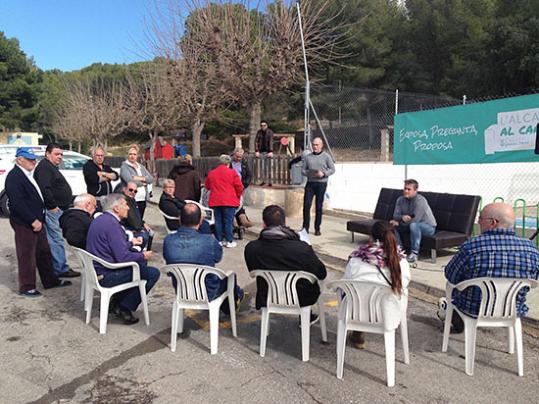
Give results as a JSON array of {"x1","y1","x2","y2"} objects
[
  {"x1": 329, "y1": 280, "x2": 396, "y2": 326},
  {"x1": 251, "y1": 270, "x2": 318, "y2": 309},
  {"x1": 456, "y1": 277, "x2": 538, "y2": 320},
  {"x1": 73, "y1": 247, "x2": 101, "y2": 289},
  {"x1": 164, "y1": 263, "x2": 226, "y2": 304}
]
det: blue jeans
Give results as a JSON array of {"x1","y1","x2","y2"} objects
[
  {"x1": 99, "y1": 262, "x2": 160, "y2": 312},
  {"x1": 395, "y1": 222, "x2": 436, "y2": 254},
  {"x1": 45, "y1": 209, "x2": 70, "y2": 275},
  {"x1": 213, "y1": 206, "x2": 235, "y2": 242}
]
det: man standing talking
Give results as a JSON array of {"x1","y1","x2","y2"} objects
[
  {"x1": 34, "y1": 143, "x2": 80, "y2": 278},
  {"x1": 301, "y1": 137, "x2": 335, "y2": 236}
]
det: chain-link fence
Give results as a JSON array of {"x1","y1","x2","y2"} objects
[
  {"x1": 308, "y1": 85, "x2": 461, "y2": 162},
  {"x1": 307, "y1": 85, "x2": 539, "y2": 235}
]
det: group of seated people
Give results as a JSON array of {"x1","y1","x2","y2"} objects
[{"x1": 58, "y1": 177, "x2": 539, "y2": 349}]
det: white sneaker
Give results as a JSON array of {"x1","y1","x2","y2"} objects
[
  {"x1": 406, "y1": 252, "x2": 418, "y2": 263},
  {"x1": 225, "y1": 241, "x2": 237, "y2": 248}
]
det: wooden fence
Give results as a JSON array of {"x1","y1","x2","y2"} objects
[{"x1": 106, "y1": 154, "x2": 296, "y2": 186}]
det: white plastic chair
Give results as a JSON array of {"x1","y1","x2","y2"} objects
[
  {"x1": 159, "y1": 208, "x2": 179, "y2": 234},
  {"x1": 441, "y1": 277, "x2": 537, "y2": 376},
  {"x1": 64, "y1": 243, "x2": 86, "y2": 303},
  {"x1": 250, "y1": 270, "x2": 327, "y2": 362},
  {"x1": 327, "y1": 280, "x2": 409, "y2": 387},
  {"x1": 72, "y1": 247, "x2": 150, "y2": 334},
  {"x1": 164, "y1": 263, "x2": 238, "y2": 355},
  {"x1": 185, "y1": 199, "x2": 215, "y2": 226}
]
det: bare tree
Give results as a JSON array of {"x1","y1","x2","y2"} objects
[
  {"x1": 145, "y1": 0, "x2": 234, "y2": 157},
  {"x1": 184, "y1": 0, "x2": 342, "y2": 151},
  {"x1": 54, "y1": 77, "x2": 131, "y2": 151},
  {"x1": 126, "y1": 62, "x2": 181, "y2": 170}
]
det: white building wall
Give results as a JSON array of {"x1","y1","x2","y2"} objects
[{"x1": 327, "y1": 162, "x2": 539, "y2": 214}]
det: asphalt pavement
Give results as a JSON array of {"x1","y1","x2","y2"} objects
[{"x1": 0, "y1": 203, "x2": 538, "y2": 403}]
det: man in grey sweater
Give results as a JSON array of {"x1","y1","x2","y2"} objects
[
  {"x1": 389, "y1": 179, "x2": 436, "y2": 263},
  {"x1": 301, "y1": 137, "x2": 335, "y2": 236}
]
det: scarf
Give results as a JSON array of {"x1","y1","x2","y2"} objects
[
  {"x1": 349, "y1": 241, "x2": 406, "y2": 268},
  {"x1": 259, "y1": 225, "x2": 300, "y2": 241}
]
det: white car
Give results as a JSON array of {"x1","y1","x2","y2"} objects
[{"x1": 0, "y1": 146, "x2": 120, "y2": 216}]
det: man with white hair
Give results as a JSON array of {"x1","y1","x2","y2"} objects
[
  {"x1": 442, "y1": 202, "x2": 539, "y2": 332},
  {"x1": 83, "y1": 145, "x2": 118, "y2": 198},
  {"x1": 5, "y1": 147, "x2": 72, "y2": 297},
  {"x1": 86, "y1": 194, "x2": 160, "y2": 325},
  {"x1": 59, "y1": 193, "x2": 97, "y2": 249}
]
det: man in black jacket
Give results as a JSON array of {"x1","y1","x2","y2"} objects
[
  {"x1": 59, "y1": 193, "x2": 97, "y2": 249},
  {"x1": 83, "y1": 146, "x2": 118, "y2": 199},
  {"x1": 34, "y1": 143, "x2": 79, "y2": 278},
  {"x1": 159, "y1": 179, "x2": 212, "y2": 233},
  {"x1": 244, "y1": 205, "x2": 326, "y2": 312},
  {"x1": 254, "y1": 121, "x2": 274, "y2": 186},
  {"x1": 5, "y1": 148, "x2": 71, "y2": 297},
  {"x1": 120, "y1": 181, "x2": 152, "y2": 247}
]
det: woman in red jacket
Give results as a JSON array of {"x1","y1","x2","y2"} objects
[{"x1": 205, "y1": 154, "x2": 244, "y2": 248}]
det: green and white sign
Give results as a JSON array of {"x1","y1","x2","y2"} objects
[{"x1": 394, "y1": 94, "x2": 539, "y2": 165}]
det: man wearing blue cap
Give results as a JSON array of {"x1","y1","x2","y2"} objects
[{"x1": 5, "y1": 147, "x2": 72, "y2": 297}]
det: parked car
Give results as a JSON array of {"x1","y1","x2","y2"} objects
[{"x1": 0, "y1": 147, "x2": 120, "y2": 216}]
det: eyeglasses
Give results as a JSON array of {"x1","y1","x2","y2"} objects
[
  {"x1": 128, "y1": 188, "x2": 138, "y2": 193},
  {"x1": 478, "y1": 216, "x2": 498, "y2": 223}
]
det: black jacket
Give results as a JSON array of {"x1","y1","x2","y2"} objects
[
  {"x1": 34, "y1": 158, "x2": 73, "y2": 210},
  {"x1": 59, "y1": 208, "x2": 93, "y2": 249},
  {"x1": 255, "y1": 129, "x2": 274, "y2": 153},
  {"x1": 121, "y1": 195, "x2": 144, "y2": 231},
  {"x1": 83, "y1": 160, "x2": 118, "y2": 197},
  {"x1": 244, "y1": 226, "x2": 327, "y2": 309},
  {"x1": 230, "y1": 158, "x2": 252, "y2": 189},
  {"x1": 159, "y1": 193, "x2": 185, "y2": 231},
  {"x1": 5, "y1": 165, "x2": 45, "y2": 228}
]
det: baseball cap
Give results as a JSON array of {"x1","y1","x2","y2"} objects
[{"x1": 15, "y1": 147, "x2": 38, "y2": 160}]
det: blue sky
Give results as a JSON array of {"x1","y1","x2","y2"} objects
[{"x1": 0, "y1": 0, "x2": 165, "y2": 71}]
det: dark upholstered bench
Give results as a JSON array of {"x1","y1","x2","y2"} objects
[{"x1": 346, "y1": 188, "x2": 481, "y2": 262}]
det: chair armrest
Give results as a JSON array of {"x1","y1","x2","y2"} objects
[
  {"x1": 89, "y1": 254, "x2": 141, "y2": 281},
  {"x1": 445, "y1": 281, "x2": 456, "y2": 298}
]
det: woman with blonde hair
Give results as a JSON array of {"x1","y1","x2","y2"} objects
[
  {"x1": 342, "y1": 220, "x2": 411, "y2": 349},
  {"x1": 120, "y1": 145, "x2": 154, "y2": 219}
]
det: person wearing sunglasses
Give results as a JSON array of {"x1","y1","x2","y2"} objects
[
  {"x1": 120, "y1": 181, "x2": 153, "y2": 249},
  {"x1": 120, "y1": 144, "x2": 154, "y2": 220}
]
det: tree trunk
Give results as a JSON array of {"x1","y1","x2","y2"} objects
[
  {"x1": 192, "y1": 120, "x2": 204, "y2": 158},
  {"x1": 68, "y1": 141, "x2": 73, "y2": 151},
  {"x1": 77, "y1": 142, "x2": 82, "y2": 153},
  {"x1": 148, "y1": 131, "x2": 157, "y2": 180},
  {"x1": 248, "y1": 102, "x2": 261, "y2": 153}
]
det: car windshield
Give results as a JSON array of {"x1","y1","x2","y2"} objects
[{"x1": 61, "y1": 154, "x2": 89, "y2": 170}]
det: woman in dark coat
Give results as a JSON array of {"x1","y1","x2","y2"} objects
[{"x1": 168, "y1": 154, "x2": 201, "y2": 202}]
